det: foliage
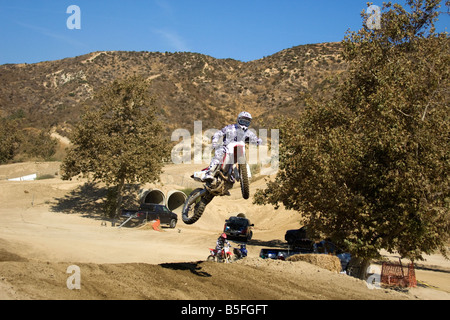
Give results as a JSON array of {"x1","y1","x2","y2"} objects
[
  {"x1": 0, "y1": 118, "x2": 21, "y2": 164},
  {"x1": 0, "y1": 116, "x2": 57, "y2": 163},
  {"x1": 19, "y1": 130, "x2": 58, "y2": 161},
  {"x1": 61, "y1": 76, "x2": 170, "y2": 218},
  {"x1": 255, "y1": 0, "x2": 449, "y2": 261}
]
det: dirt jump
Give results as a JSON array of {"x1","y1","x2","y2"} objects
[{"x1": 0, "y1": 162, "x2": 449, "y2": 300}]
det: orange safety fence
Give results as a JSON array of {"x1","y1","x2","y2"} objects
[{"x1": 380, "y1": 260, "x2": 416, "y2": 288}]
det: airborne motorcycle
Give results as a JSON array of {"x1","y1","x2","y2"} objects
[{"x1": 182, "y1": 141, "x2": 251, "y2": 224}]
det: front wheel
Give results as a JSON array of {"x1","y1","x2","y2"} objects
[
  {"x1": 182, "y1": 188, "x2": 213, "y2": 224},
  {"x1": 239, "y1": 164, "x2": 250, "y2": 199},
  {"x1": 207, "y1": 255, "x2": 216, "y2": 262}
]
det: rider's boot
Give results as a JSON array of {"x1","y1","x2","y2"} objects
[
  {"x1": 203, "y1": 171, "x2": 214, "y2": 182},
  {"x1": 202, "y1": 163, "x2": 218, "y2": 182}
]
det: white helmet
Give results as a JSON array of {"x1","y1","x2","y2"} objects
[{"x1": 237, "y1": 111, "x2": 252, "y2": 131}]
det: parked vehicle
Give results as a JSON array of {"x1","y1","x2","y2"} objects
[
  {"x1": 284, "y1": 226, "x2": 314, "y2": 252},
  {"x1": 121, "y1": 203, "x2": 178, "y2": 228},
  {"x1": 223, "y1": 215, "x2": 254, "y2": 242},
  {"x1": 283, "y1": 226, "x2": 353, "y2": 272}
]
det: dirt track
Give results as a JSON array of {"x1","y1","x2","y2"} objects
[{"x1": 0, "y1": 162, "x2": 449, "y2": 300}]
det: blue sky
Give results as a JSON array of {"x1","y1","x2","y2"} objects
[{"x1": 0, "y1": 0, "x2": 448, "y2": 64}]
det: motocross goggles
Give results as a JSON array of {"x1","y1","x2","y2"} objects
[{"x1": 238, "y1": 117, "x2": 251, "y2": 128}]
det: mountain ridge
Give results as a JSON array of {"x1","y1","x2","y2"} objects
[{"x1": 0, "y1": 42, "x2": 346, "y2": 136}]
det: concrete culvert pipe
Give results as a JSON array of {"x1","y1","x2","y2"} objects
[
  {"x1": 140, "y1": 189, "x2": 166, "y2": 205},
  {"x1": 166, "y1": 190, "x2": 187, "y2": 214}
]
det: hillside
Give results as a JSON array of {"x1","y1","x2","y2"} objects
[{"x1": 0, "y1": 42, "x2": 345, "y2": 136}]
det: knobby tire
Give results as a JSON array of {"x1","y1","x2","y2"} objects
[
  {"x1": 182, "y1": 188, "x2": 213, "y2": 224},
  {"x1": 239, "y1": 164, "x2": 250, "y2": 199}
]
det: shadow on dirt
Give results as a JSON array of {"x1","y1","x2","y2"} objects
[
  {"x1": 0, "y1": 248, "x2": 29, "y2": 262},
  {"x1": 50, "y1": 182, "x2": 140, "y2": 220},
  {"x1": 50, "y1": 182, "x2": 106, "y2": 218},
  {"x1": 160, "y1": 261, "x2": 212, "y2": 278}
]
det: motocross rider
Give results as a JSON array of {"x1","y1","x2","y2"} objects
[
  {"x1": 202, "y1": 111, "x2": 262, "y2": 182},
  {"x1": 216, "y1": 233, "x2": 231, "y2": 253}
]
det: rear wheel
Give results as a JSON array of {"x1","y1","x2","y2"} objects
[
  {"x1": 169, "y1": 219, "x2": 177, "y2": 228},
  {"x1": 239, "y1": 164, "x2": 250, "y2": 199}
]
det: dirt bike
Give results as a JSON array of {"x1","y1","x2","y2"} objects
[
  {"x1": 233, "y1": 244, "x2": 248, "y2": 260},
  {"x1": 207, "y1": 246, "x2": 233, "y2": 263},
  {"x1": 182, "y1": 141, "x2": 251, "y2": 225}
]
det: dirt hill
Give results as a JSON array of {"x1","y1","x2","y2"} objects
[{"x1": 0, "y1": 43, "x2": 345, "y2": 135}]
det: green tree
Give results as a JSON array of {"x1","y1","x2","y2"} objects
[
  {"x1": 20, "y1": 130, "x2": 57, "y2": 161},
  {"x1": 61, "y1": 76, "x2": 170, "y2": 219},
  {"x1": 0, "y1": 118, "x2": 21, "y2": 164},
  {"x1": 255, "y1": 1, "x2": 449, "y2": 266}
]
